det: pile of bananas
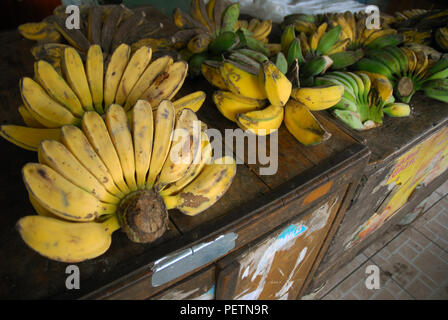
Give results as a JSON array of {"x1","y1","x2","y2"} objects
[
  {"x1": 315, "y1": 71, "x2": 410, "y2": 130},
  {"x1": 204, "y1": 49, "x2": 343, "y2": 145},
  {"x1": 384, "y1": 9, "x2": 448, "y2": 52},
  {"x1": 354, "y1": 46, "x2": 448, "y2": 103},
  {"x1": 18, "y1": 4, "x2": 176, "y2": 72},
  {"x1": 172, "y1": 0, "x2": 273, "y2": 76},
  {"x1": 0, "y1": 43, "x2": 194, "y2": 151},
  {"x1": 17, "y1": 101, "x2": 237, "y2": 262}
]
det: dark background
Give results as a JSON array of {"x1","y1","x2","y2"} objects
[{"x1": 0, "y1": 0, "x2": 447, "y2": 31}]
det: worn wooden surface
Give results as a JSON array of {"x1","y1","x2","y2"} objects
[{"x1": 0, "y1": 29, "x2": 369, "y2": 300}]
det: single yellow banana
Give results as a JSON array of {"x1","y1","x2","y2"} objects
[
  {"x1": 105, "y1": 104, "x2": 138, "y2": 191},
  {"x1": 61, "y1": 47, "x2": 94, "y2": 111},
  {"x1": 159, "y1": 131, "x2": 212, "y2": 197},
  {"x1": 20, "y1": 77, "x2": 80, "y2": 128},
  {"x1": 114, "y1": 46, "x2": 152, "y2": 106},
  {"x1": 0, "y1": 125, "x2": 61, "y2": 151},
  {"x1": 18, "y1": 21, "x2": 61, "y2": 42},
  {"x1": 38, "y1": 140, "x2": 120, "y2": 204},
  {"x1": 132, "y1": 100, "x2": 153, "y2": 189},
  {"x1": 60, "y1": 125, "x2": 124, "y2": 198},
  {"x1": 252, "y1": 20, "x2": 272, "y2": 41},
  {"x1": 18, "y1": 105, "x2": 44, "y2": 128},
  {"x1": 156, "y1": 108, "x2": 201, "y2": 188},
  {"x1": 140, "y1": 61, "x2": 188, "y2": 107},
  {"x1": 361, "y1": 71, "x2": 393, "y2": 102},
  {"x1": 34, "y1": 60, "x2": 84, "y2": 117},
  {"x1": 236, "y1": 104, "x2": 284, "y2": 136},
  {"x1": 259, "y1": 61, "x2": 292, "y2": 107},
  {"x1": 291, "y1": 85, "x2": 344, "y2": 111},
  {"x1": 82, "y1": 111, "x2": 131, "y2": 195},
  {"x1": 213, "y1": 90, "x2": 266, "y2": 122},
  {"x1": 284, "y1": 99, "x2": 331, "y2": 146},
  {"x1": 162, "y1": 156, "x2": 236, "y2": 216},
  {"x1": 146, "y1": 100, "x2": 175, "y2": 189},
  {"x1": 172, "y1": 90, "x2": 206, "y2": 113},
  {"x1": 104, "y1": 43, "x2": 131, "y2": 109},
  {"x1": 220, "y1": 61, "x2": 267, "y2": 100},
  {"x1": 124, "y1": 55, "x2": 173, "y2": 111},
  {"x1": 16, "y1": 215, "x2": 119, "y2": 263},
  {"x1": 248, "y1": 18, "x2": 260, "y2": 32},
  {"x1": 22, "y1": 163, "x2": 116, "y2": 221},
  {"x1": 86, "y1": 45, "x2": 104, "y2": 114}
]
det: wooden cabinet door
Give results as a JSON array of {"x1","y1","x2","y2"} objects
[{"x1": 216, "y1": 191, "x2": 345, "y2": 300}]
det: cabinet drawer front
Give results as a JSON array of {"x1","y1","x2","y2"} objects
[{"x1": 216, "y1": 191, "x2": 345, "y2": 300}]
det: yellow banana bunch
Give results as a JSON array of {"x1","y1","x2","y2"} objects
[
  {"x1": 17, "y1": 102, "x2": 237, "y2": 262},
  {"x1": 18, "y1": 4, "x2": 176, "y2": 64},
  {"x1": 0, "y1": 44, "x2": 192, "y2": 151}
]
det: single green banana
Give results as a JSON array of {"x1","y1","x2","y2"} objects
[
  {"x1": 287, "y1": 38, "x2": 305, "y2": 66},
  {"x1": 274, "y1": 52, "x2": 288, "y2": 74},
  {"x1": 220, "y1": 3, "x2": 240, "y2": 34},
  {"x1": 316, "y1": 25, "x2": 342, "y2": 55},
  {"x1": 329, "y1": 49, "x2": 364, "y2": 70},
  {"x1": 209, "y1": 31, "x2": 237, "y2": 55},
  {"x1": 300, "y1": 55, "x2": 333, "y2": 78}
]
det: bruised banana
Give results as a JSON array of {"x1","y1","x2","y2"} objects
[
  {"x1": 140, "y1": 61, "x2": 188, "y2": 107},
  {"x1": 236, "y1": 104, "x2": 284, "y2": 136},
  {"x1": 162, "y1": 156, "x2": 236, "y2": 216},
  {"x1": 16, "y1": 215, "x2": 120, "y2": 263},
  {"x1": 156, "y1": 108, "x2": 201, "y2": 188},
  {"x1": 220, "y1": 60, "x2": 267, "y2": 100},
  {"x1": 22, "y1": 163, "x2": 117, "y2": 222},
  {"x1": 213, "y1": 90, "x2": 266, "y2": 122},
  {"x1": 114, "y1": 46, "x2": 152, "y2": 106},
  {"x1": 284, "y1": 100, "x2": 331, "y2": 146},
  {"x1": 201, "y1": 60, "x2": 228, "y2": 89},
  {"x1": 172, "y1": 91, "x2": 206, "y2": 113},
  {"x1": 291, "y1": 85, "x2": 344, "y2": 111},
  {"x1": 259, "y1": 61, "x2": 292, "y2": 107},
  {"x1": 124, "y1": 55, "x2": 173, "y2": 110}
]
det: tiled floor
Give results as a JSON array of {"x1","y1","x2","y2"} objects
[{"x1": 318, "y1": 179, "x2": 448, "y2": 300}]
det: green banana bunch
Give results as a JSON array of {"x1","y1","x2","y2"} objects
[
  {"x1": 315, "y1": 71, "x2": 411, "y2": 130},
  {"x1": 354, "y1": 46, "x2": 448, "y2": 103},
  {"x1": 280, "y1": 22, "x2": 364, "y2": 86},
  {"x1": 172, "y1": 0, "x2": 272, "y2": 76}
]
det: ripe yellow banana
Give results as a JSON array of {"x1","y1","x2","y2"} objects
[
  {"x1": 201, "y1": 60, "x2": 228, "y2": 90},
  {"x1": 284, "y1": 100, "x2": 331, "y2": 146},
  {"x1": 236, "y1": 104, "x2": 284, "y2": 136},
  {"x1": 114, "y1": 46, "x2": 152, "y2": 106},
  {"x1": 18, "y1": 21, "x2": 61, "y2": 42},
  {"x1": 29, "y1": 192, "x2": 57, "y2": 218},
  {"x1": 82, "y1": 111, "x2": 131, "y2": 195},
  {"x1": 61, "y1": 47, "x2": 94, "y2": 111},
  {"x1": 310, "y1": 22, "x2": 327, "y2": 51},
  {"x1": 162, "y1": 156, "x2": 236, "y2": 216},
  {"x1": 140, "y1": 61, "x2": 189, "y2": 107},
  {"x1": 291, "y1": 85, "x2": 344, "y2": 111},
  {"x1": 18, "y1": 105, "x2": 44, "y2": 128},
  {"x1": 104, "y1": 43, "x2": 131, "y2": 109},
  {"x1": 20, "y1": 77, "x2": 80, "y2": 128},
  {"x1": 159, "y1": 131, "x2": 212, "y2": 197},
  {"x1": 172, "y1": 90, "x2": 206, "y2": 113},
  {"x1": 157, "y1": 108, "x2": 201, "y2": 188},
  {"x1": 252, "y1": 20, "x2": 272, "y2": 41},
  {"x1": 132, "y1": 100, "x2": 153, "y2": 189},
  {"x1": 86, "y1": 45, "x2": 104, "y2": 114},
  {"x1": 220, "y1": 60, "x2": 267, "y2": 100},
  {"x1": 16, "y1": 215, "x2": 119, "y2": 262},
  {"x1": 105, "y1": 104, "x2": 138, "y2": 191},
  {"x1": 146, "y1": 100, "x2": 175, "y2": 189},
  {"x1": 248, "y1": 18, "x2": 260, "y2": 32},
  {"x1": 124, "y1": 55, "x2": 173, "y2": 111},
  {"x1": 401, "y1": 47, "x2": 417, "y2": 73},
  {"x1": 60, "y1": 125, "x2": 124, "y2": 198},
  {"x1": 38, "y1": 140, "x2": 120, "y2": 204},
  {"x1": 34, "y1": 60, "x2": 84, "y2": 117},
  {"x1": 0, "y1": 125, "x2": 61, "y2": 151},
  {"x1": 259, "y1": 61, "x2": 292, "y2": 107},
  {"x1": 22, "y1": 163, "x2": 116, "y2": 221},
  {"x1": 213, "y1": 90, "x2": 266, "y2": 122}
]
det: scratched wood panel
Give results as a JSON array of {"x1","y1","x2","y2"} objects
[
  {"x1": 215, "y1": 190, "x2": 346, "y2": 300},
  {"x1": 150, "y1": 266, "x2": 215, "y2": 300}
]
